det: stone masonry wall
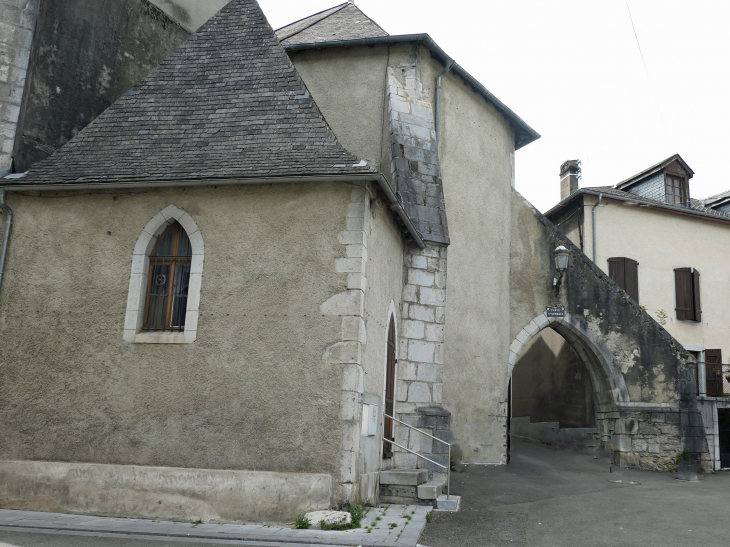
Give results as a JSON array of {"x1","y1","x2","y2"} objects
[
  {"x1": 0, "y1": 0, "x2": 39, "y2": 174},
  {"x1": 393, "y1": 243, "x2": 451, "y2": 480},
  {"x1": 320, "y1": 186, "x2": 370, "y2": 507}
]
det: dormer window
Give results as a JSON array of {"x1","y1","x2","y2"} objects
[{"x1": 665, "y1": 175, "x2": 687, "y2": 205}]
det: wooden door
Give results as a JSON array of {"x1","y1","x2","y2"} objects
[
  {"x1": 383, "y1": 317, "x2": 396, "y2": 458},
  {"x1": 705, "y1": 349, "x2": 723, "y2": 397}
]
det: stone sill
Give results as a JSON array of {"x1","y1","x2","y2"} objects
[{"x1": 132, "y1": 331, "x2": 197, "y2": 344}]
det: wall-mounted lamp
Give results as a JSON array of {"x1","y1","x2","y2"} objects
[{"x1": 553, "y1": 245, "x2": 570, "y2": 295}]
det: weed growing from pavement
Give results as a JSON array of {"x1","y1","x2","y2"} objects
[{"x1": 294, "y1": 515, "x2": 310, "y2": 529}]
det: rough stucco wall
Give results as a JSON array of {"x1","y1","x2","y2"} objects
[
  {"x1": 0, "y1": 184, "x2": 350, "y2": 477},
  {"x1": 579, "y1": 194, "x2": 730, "y2": 367},
  {"x1": 13, "y1": 0, "x2": 190, "y2": 171},
  {"x1": 288, "y1": 46, "x2": 390, "y2": 175},
  {"x1": 436, "y1": 58, "x2": 515, "y2": 465},
  {"x1": 147, "y1": 0, "x2": 230, "y2": 32}
]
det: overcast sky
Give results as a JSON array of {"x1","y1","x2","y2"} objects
[{"x1": 259, "y1": 0, "x2": 730, "y2": 212}]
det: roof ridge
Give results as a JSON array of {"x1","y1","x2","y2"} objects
[{"x1": 275, "y1": 3, "x2": 349, "y2": 41}]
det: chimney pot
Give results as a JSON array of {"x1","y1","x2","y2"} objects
[{"x1": 560, "y1": 160, "x2": 581, "y2": 200}]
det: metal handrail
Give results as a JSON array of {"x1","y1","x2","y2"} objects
[{"x1": 383, "y1": 413, "x2": 450, "y2": 499}]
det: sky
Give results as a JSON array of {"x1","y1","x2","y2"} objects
[{"x1": 258, "y1": 0, "x2": 730, "y2": 212}]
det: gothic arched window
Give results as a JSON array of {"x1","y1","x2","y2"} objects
[{"x1": 143, "y1": 222, "x2": 192, "y2": 331}]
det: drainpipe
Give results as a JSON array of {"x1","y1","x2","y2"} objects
[
  {"x1": 435, "y1": 59, "x2": 455, "y2": 152},
  {"x1": 591, "y1": 193, "x2": 602, "y2": 263},
  {"x1": 0, "y1": 188, "x2": 12, "y2": 301}
]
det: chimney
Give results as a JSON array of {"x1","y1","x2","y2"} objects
[{"x1": 560, "y1": 160, "x2": 581, "y2": 200}]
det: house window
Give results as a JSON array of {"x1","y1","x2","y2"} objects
[
  {"x1": 674, "y1": 267, "x2": 701, "y2": 321},
  {"x1": 608, "y1": 257, "x2": 639, "y2": 303},
  {"x1": 144, "y1": 222, "x2": 192, "y2": 331},
  {"x1": 665, "y1": 175, "x2": 686, "y2": 205}
]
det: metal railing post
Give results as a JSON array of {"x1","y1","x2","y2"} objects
[{"x1": 447, "y1": 445, "x2": 451, "y2": 500}]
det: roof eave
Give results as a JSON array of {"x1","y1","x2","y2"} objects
[
  {"x1": 282, "y1": 34, "x2": 541, "y2": 151},
  {"x1": 1, "y1": 171, "x2": 426, "y2": 248},
  {"x1": 545, "y1": 188, "x2": 730, "y2": 225}
]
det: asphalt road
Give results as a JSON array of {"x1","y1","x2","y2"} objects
[{"x1": 421, "y1": 437, "x2": 730, "y2": 547}]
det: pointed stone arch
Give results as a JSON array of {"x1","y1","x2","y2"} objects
[
  {"x1": 509, "y1": 311, "x2": 631, "y2": 425},
  {"x1": 123, "y1": 204, "x2": 204, "y2": 344}
]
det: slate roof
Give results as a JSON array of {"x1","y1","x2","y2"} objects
[
  {"x1": 12, "y1": 0, "x2": 372, "y2": 186},
  {"x1": 615, "y1": 153, "x2": 694, "y2": 190},
  {"x1": 546, "y1": 185, "x2": 730, "y2": 222},
  {"x1": 276, "y1": 2, "x2": 388, "y2": 45}
]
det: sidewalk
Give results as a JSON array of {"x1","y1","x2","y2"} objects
[{"x1": 0, "y1": 504, "x2": 430, "y2": 547}]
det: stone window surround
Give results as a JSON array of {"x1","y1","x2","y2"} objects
[{"x1": 123, "y1": 204, "x2": 204, "y2": 344}]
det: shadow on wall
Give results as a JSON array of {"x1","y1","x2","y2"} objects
[{"x1": 512, "y1": 327, "x2": 595, "y2": 429}]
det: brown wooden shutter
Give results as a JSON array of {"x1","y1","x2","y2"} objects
[
  {"x1": 674, "y1": 268, "x2": 693, "y2": 320},
  {"x1": 609, "y1": 257, "x2": 639, "y2": 303},
  {"x1": 625, "y1": 259, "x2": 639, "y2": 303},
  {"x1": 608, "y1": 258, "x2": 625, "y2": 288},
  {"x1": 705, "y1": 349, "x2": 722, "y2": 397},
  {"x1": 692, "y1": 268, "x2": 701, "y2": 322}
]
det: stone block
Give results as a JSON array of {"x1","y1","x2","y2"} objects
[
  {"x1": 335, "y1": 257, "x2": 364, "y2": 274},
  {"x1": 516, "y1": 329, "x2": 531, "y2": 346},
  {"x1": 346, "y1": 273, "x2": 367, "y2": 291},
  {"x1": 434, "y1": 306, "x2": 446, "y2": 324},
  {"x1": 614, "y1": 418, "x2": 639, "y2": 435},
  {"x1": 346, "y1": 216, "x2": 368, "y2": 232},
  {"x1": 401, "y1": 414, "x2": 436, "y2": 428},
  {"x1": 425, "y1": 323, "x2": 444, "y2": 342},
  {"x1": 394, "y1": 425, "x2": 409, "y2": 447},
  {"x1": 409, "y1": 430, "x2": 432, "y2": 453},
  {"x1": 436, "y1": 494, "x2": 460, "y2": 511},
  {"x1": 341, "y1": 316, "x2": 366, "y2": 343},
  {"x1": 320, "y1": 290, "x2": 363, "y2": 316},
  {"x1": 396, "y1": 380, "x2": 409, "y2": 402},
  {"x1": 402, "y1": 319, "x2": 425, "y2": 339},
  {"x1": 411, "y1": 255, "x2": 428, "y2": 269},
  {"x1": 393, "y1": 452, "x2": 418, "y2": 469},
  {"x1": 432, "y1": 383, "x2": 443, "y2": 403},
  {"x1": 434, "y1": 344, "x2": 444, "y2": 365},
  {"x1": 399, "y1": 361, "x2": 417, "y2": 380},
  {"x1": 432, "y1": 430, "x2": 452, "y2": 454},
  {"x1": 509, "y1": 338, "x2": 524, "y2": 357},
  {"x1": 323, "y1": 341, "x2": 361, "y2": 365},
  {"x1": 341, "y1": 364, "x2": 364, "y2": 393},
  {"x1": 417, "y1": 363, "x2": 443, "y2": 383},
  {"x1": 408, "y1": 382, "x2": 431, "y2": 403},
  {"x1": 408, "y1": 340, "x2": 435, "y2": 362},
  {"x1": 417, "y1": 480, "x2": 444, "y2": 500},
  {"x1": 403, "y1": 284, "x2": 418, "y2": 302},
  {"x1": 612, "y1": 434, "x2": 632, "y2": 452},
  {"x1": 408, "y1": 269, "x2": 434, "y2": 287},
  {"x1": 347, "y1": 202, "x2": 366, "y2": 218},
  {"x1": 305, "y1": 510, "x2": 352, "y2": 529},
  {"x1": 338, "y1": 230, "x2": 366, "y2": 245},
  {"x1": 435, "y1": 272, "x2": 446, "y2": 288},
  {"x1": 409, "y1": 304, "x2": 434, "y2": 322},
  {"x1": 420, "y1": 453, "x2": 448, "y2": 472},
  {"x1": 419, "y1": 288, "x2": 446, "y2": 306}
]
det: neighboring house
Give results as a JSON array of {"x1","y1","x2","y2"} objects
[
  {"x1": 544, "y1": 154, "x2": 730, "y2": 470},
  {"x1": 0, "y1": 0, "x2": 712, "y2": 524}
]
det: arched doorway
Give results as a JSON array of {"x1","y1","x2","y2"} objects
[
  {"x1": 383, "y1": 315, "x2": 396, "y2": 458},
  {"x1": 507, "y1": 312, "x2": 629, "y2": 460}
]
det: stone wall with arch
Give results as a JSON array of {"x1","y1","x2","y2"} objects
[{"x1": 509, "y1": 191, "x2": 709, "y2": 470}]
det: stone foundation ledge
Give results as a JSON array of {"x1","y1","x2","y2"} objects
[{"x1": 0, "y1": 460, "x2": 331, "y2": 524}]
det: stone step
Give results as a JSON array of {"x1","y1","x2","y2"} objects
[
  {"x1": 435, "y1": 494, "x2": 460, "y2": 511},
  {"x1": 417, "y1": 480, "x2": 445, "y2": 500},
  {"x1": 379, "y1": 468, "x2": 429, "y2": 486}
]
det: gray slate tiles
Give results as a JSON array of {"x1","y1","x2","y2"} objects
[
  {"x1": 276, "y1": 3, "x2": 388, "y2": 45},
  {"x1": 15, "y1": 0, "x2": 371, "y2": 186}
]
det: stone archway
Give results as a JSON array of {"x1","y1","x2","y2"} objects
[{"x1": 508, "y1": 311, "x2": 631, "y2": 456}]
